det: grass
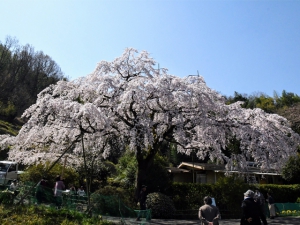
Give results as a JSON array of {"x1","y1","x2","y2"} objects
[{"x1": 0, "y1": 119, "x2": 21, "y2": 136}]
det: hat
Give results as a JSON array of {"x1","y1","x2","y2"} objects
[
  {"x1": 244, "y1": 190, "x2": 254, "y2": 198},
  {"x1": 141, "y1": 185, "x2": 147, "y2": 188}
]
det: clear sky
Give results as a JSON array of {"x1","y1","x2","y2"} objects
[{"x1": 1, "y1": 0, "x2": 299, "y2": 97}]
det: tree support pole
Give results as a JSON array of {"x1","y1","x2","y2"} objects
[{"x1": 16, "y1": 137, "x2": 80, "y2": 205}]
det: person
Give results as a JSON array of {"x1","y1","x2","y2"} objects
[
  {"x1": 241, "y1": 190, "x2": 268, "y2": 225},
  {"x1": 9, "y1": 179, "x2": 20, "y2": 197},
  {"x1": 266, "y1": 192, "x2": 275, "y2": 219},
  {"x1": 136, "y1": 185, "x2": 147, "y2": 221},
  {"x1": 254, "y1": 189, "x2": 266, "y2": 216},
  {"x1": 77, "y1": 186, "x2": 85, "y2": 197},
  {"x1": 9, "y1": 179, "x2": 18, "y2": 191},
  {"x1": 54, "y1": 175, "x2": 65, "y2": 208},
  {"x1": 36, "y1": 177, "x2": 47, "y2": 204},
  {"x1": 199, "y1": 196, "x2": 221, "y2": 225},
  {"x1": 69, "y1": 185, "x2": 76, "y2": 195}
]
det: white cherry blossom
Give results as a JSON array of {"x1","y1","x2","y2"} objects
[{"x1": 1, "y1": 48, "x2": 299, "y2": 188}]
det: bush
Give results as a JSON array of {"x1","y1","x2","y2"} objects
[
  {"x1": 213, "y1": 175, "x2": 248, "y2": 208},
  {"x1": 170, "y1": 182, "x2": 213, "y2": 210},
  {"x1": 0, "y1": 205, "x2": 117, "y2": 225},
  {"x1": 113, "y1": 151, "x2": 171, "y2": 194},
  {"x1": 0, "y1": 189, "x2": 15, "y2": 204},
  {"x1": 146, "y1": 192, "x2": 175, "y2": 219},
  {"x1": 93, "y1": 184, "x2": 135, "y2": 208},
  {"x1": 91, "y1": 184, "x2": 136, "y2": 217},
  {"x1": 167, "y1": 180, "x2": 300, "y2": 219},
  {"x1": 20, "y1": 163, "x2": 79, "y2": 189}
]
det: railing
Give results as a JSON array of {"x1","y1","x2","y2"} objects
[{"x1": 275, "y1": 203, "x2": 300, "y2": 217}]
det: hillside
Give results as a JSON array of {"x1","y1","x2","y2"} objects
[
  {"x1": 0, "y1": 118, "x2": 22, "y2": 136},
  {"x1": 276, "y1": 102, "x2": 300, "y2": 135},
  {"x1": 0, "y1": 37, "x2": 67, "y2": 119}
]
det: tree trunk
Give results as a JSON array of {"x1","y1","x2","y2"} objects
[{"x1": 134, "y1": 146, "x2": 157, "y2": 201}]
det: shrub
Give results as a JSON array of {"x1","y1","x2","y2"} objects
[
  {"x1": 90, "y1": 185, "x2": 136, "y2": 217},
  {"x1": 170, "y1": 182, "x2": 213, "y2": 210},
  {"x1": 0, "y1": 189, "x2": 15, "y2": 204},
  {"x1": 20, "y1": 163, "x2": 79, "y2": 189},
  {"x1": 113, "y1": 151, "x2": 171, "y2": 194},
  {"x1": 146, "y1": 192, "x2": 175, "y2": 219},
  {"x1": 0, "y1": 205, "x2": 117, "y2": 224},
  {"x1": 93, "y1": 184, "x2": 135, "y2": 207}
]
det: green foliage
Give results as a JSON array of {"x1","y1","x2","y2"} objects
[
  {"x1": 114, "y1": 149, "x2": 137, "y2": 188},
  {"x1": 255, "y1": 95, "x2": 276, "y2": 113},
  {"x1": 225, "y1": 90, "x2": 300, "y2": 135},
  {"x1": 213, "y1": 176, "x2": 248, "y2": 210},
  {"x1": 281, "y1": 155, "x2": 300, "y2": 184},
  {"x1": 224, "y1": 136, "x2": 242, "y2": 156},
  {"x1": 170, "y1": 183, "x2": 213, "y2": 210},
  {"x1": 169, "y1": 181, "x2": 300, "y2": 219},
  {"x1": 92, "y1": 185, "x2": 135, "y2": 209},
  {"x1": 146, "y1": 192, "x2": 175, "y2": 219},
  {"x1": 0, "y1": 205, "x2": 116, "y2": 225},
  {"x1": 275, "y1": 90, "x2": 300, "y2": 108},
  {"x1": 168, "y1": 142, "x2": 179, "y2": 166},
  {"x1": 257, "y1": 184, "x2": 300, "y2": 203},
  {"x1": 76, "y1": 159, "x2": 113, "y2": 192},
  {"x1": 226, "y1": 90, "x2": 300, "y2": 111},
  {"x1": 20, "y1": 163, "x2": 80, "y2": 189},
  {"x1": 114, "y1": 150, "x2": 171, "y2": 194},
  {"x1": 0, "y1": 101, "x2": 17, "y2": 121},
  {"x1": 0, "y1": 36, "x2": 67, "y2": 119},
  {"x1": 90, "y1": 192, "x2": 137, "y2": 218},
  {"x1": 0, "y1": 119, "x2": 21, "y2": 136},
  {"x1": 225, "y1": 91, "x2": 249, "y2": 107},
  {"x1": 0, "y1": 189, "x2": 15, "y2": 204},
  {"x1": 90, "y1": 193, "x2": 122, "y2": 217},
  {"x1": 145, "y1": 154, "x2": 171, "y2": 193}
]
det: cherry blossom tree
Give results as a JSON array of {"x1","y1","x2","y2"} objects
[{"x1": 2, "y1": 48, "x2": 300, "y2": 198}]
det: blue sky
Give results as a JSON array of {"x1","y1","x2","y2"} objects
[{"x1": 1, "y1": 0, "x2": 299, "y2": 97}]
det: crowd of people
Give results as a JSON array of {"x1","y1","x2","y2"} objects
[
  {"x1": 34, "y1": 175, "x2": 86, "y2": 207},
  {"x1": 7, "y1": 175, "x2": 87, "y2": 209},
  {"x1": 197, "y1": 189, "x2": 276, "y2": 225},
  {"x1": 134, "y1": 183, "x2": 276, "y2": 224},
  {"x1": 9, "y1": 177, "x2": 277, "y2": 223}
]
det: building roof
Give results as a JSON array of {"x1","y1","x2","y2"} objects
[
  {"x1": 174, "y1": 162, "x2": 280, "y2": 176},
  {"x1": 166, "y1": 167, "x2": 190, "y2": 173},
  {"x1": 178, "y1": 162, "x2": 225, "y2": 171}
]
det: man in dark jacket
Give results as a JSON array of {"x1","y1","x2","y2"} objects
[
  {"x1": 241, "y1": 190, "x2": 268, "y2": 225},
  {"x1": 136, "y1": 185, "x2": 147, "y2": 221}
]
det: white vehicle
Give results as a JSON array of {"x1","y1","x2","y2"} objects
[{"x1": 0, "y1": 161, "x2": 24, "y2": 185}]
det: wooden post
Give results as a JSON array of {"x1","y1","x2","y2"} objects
[{"x1": 61, "y1": 155, "x2": 68, "y2": 179}]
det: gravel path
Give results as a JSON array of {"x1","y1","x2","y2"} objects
[{"x1": 103, "y1": 216, "x2": 300, "y2": 225}]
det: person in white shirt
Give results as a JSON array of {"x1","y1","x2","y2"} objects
[
  {"x1": 77, "y1": 186, "x2": 85, "y2": 197},
  {"x1": 9, "y1": 179, "x2": 18, "y2": 191}
]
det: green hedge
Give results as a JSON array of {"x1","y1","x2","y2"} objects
[{"x1": 168, "y1": 178, "x2": 300, "y2": 219}]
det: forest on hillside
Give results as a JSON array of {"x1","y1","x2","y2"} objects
[
  {"x1": 225, "y1": 91, "x2": 300, "y2": 134},
  {"x1": 0, "y1": 36, "x2": 67, "y2": 122}
]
